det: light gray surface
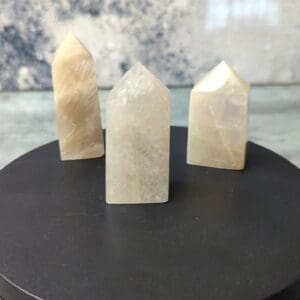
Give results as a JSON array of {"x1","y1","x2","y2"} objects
[
  {"x1": 0, "y1": 86, "x2": 299, "y2": 169},
  {"x1": 1, "y1": 1, "x2": 300, "y2": 90}
]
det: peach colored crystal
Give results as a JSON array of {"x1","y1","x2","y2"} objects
[{"x1": 52, "y1": 33, "x2": 104, "y2": 160}]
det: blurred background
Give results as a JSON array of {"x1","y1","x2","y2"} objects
[
  {"x1": 1, "y1": 0, "x2": 299, "y2": 89},
  {"x1": 0, "y1": 0, "x2": 299, "y2": 168}
]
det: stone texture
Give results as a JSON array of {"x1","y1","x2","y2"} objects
[
  {"x1": 187, "y1": 61, "x2": 249, "y2": 170},
  {"x1": 106, "y1": 63, "x2": 170, "y2": 204},
  {"x1": 1, "y1": 1, "x2": 300, "y2": 91},
  {"x1": 52, "y1": 33, "x2": 104, "y2": 160}
]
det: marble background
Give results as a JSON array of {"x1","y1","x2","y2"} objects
[{"x1": 0, "y1": 0, "x2": 300, "y2": 91}]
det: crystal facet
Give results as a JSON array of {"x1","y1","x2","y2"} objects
[
  {"x1": 106, "y1": 63, "x2": 170, "y2": 204},
  {"x1": 187, "y1": 61, "x2": 249, "y2": 170},
  {"x1": 52, "y1": 33, "x2": 104, "y2": 160}
]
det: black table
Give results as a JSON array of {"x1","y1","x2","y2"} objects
[{"x1": 0, "y1": 127, "x2": 299, "y2": 300}]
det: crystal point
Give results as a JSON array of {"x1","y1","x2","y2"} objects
[
  {"x1": 106, "y1": 63, "x2": 170, "y2": 204},
  {"x1": 187, "y1": 61, "x2": 249, "y2": 170},
  {"x1": 52, "y1": 33, "x2": 104, "y2": 160}
]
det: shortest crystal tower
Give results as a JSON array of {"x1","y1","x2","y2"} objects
[
  {"x1": 106, "y1": 63, "x2": 170, "y2": 204},
  {"x1": 187, "y1": 61, "x2": 249, "y2": 170}
]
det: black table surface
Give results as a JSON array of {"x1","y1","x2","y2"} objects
[{"x1": 0, "y1": 127, "x2": 299, "y2": 300}]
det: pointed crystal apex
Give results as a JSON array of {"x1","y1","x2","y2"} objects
[
  {"x1": 128, "y1": 62, "x2": 162, "y2": 81},
  {"x1": 130, "y1": 61, "x2": 146, "y2": 71},
  {"x1": 109, "y1": 62, "x2": 169, "y2": 103},
  {"x1": 66, "y1": 31, "x2": 77, "y2": 40},
  {"x1": 194, "y1": 61, "x2": 249, "y2": 93},
  {"x1": 53, "y1": 33, "x2": 91, "y2": 65}
]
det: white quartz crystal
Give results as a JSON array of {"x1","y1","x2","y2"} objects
[
  {"x1": 187, "y1": 61, "x2": 249, "y2": 170},
  {"x1": 52, "y1": 33, "x2": 104, "y2": 160},
  {"x1": 106, "y1": 63, "x2": 170, "y2": 204}
]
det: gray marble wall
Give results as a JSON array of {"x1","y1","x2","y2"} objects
[{"x1": 0, "y1": 0, "x2": 299, "y2": 91}]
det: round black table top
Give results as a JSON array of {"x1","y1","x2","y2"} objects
[{"x1": 0, "y1": 127, "x2": 299, "y2": 300}]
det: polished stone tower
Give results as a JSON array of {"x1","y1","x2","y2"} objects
[
  {"x1": 187, "y1": 61, "x2": 249, "y2": 170},
  {"x1": 106, "y1": 63, "x2": 170, "y2": 204}
]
